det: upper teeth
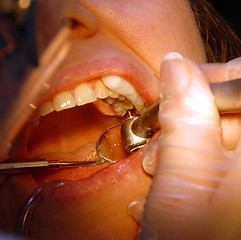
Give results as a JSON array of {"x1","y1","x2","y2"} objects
[
  {"x1": 38, "y1": 76, "x2": 146, "y2": 117},
  {"x1": 102, "y1": 76, "x2": 146, "y2": 114}
]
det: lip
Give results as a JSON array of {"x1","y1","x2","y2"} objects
[
  {"x1": 9, "y1": 53, "x2": 158, "y2": 219},
  {"x1": 14, "y1": 55, "x2": 159, "y2": 186},
  {"x1": 38, "y1": 150, "x2": 146, "y2": 201},
  {"x1": 39, "y1": 57, "x2": 160, "y2": 107},
  {"x1": 6, "y1": 54, "x2": 156, "y2": 238},
  {"x1": 30, "y1": 56, "x2": 158, "y2": 175},
  {"x1": 14, "y1": 149, "x2": 152, "y2": 240},
  {"x1": 18, "y1": 56, "x2": 157, "y2": 194}
]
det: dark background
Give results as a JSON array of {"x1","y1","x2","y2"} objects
[{"x1": 210, "y1": 0, "x2": 241, "y2": 38}]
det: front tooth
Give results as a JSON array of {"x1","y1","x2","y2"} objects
[
  {"x1": 53, "y1": 91, "x2": 76, "y2": 111},
  {"x1": 95, "y1": 80, "x2": 109, "y2": 99},
  {"x1": 39, "y1": 101, "x2": 54, "y2": 116},
  {"x1": 102, "y1": 76, "x2": 146, "y2": 114},
  {"x1": 74, "y1": 82, "x2": 97, "y2": 106}
]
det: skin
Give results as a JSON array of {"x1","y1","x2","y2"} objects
[
  {"x1": 0, "y1": 0, "x2": 209, "y2": 239},
  {"x1": 138, "y1": 54, "x2": 241, "y2": 240}
]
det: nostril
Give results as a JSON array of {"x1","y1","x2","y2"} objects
[
  {"x1": 65, "y1": 3, "x2": 98, "y2": 38},
  {"x1": 62, "y1": 17, "x2": 78, "y2": 29}
]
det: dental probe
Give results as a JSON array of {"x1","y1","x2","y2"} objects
[
  {"x1": 0, "y1": 159, "x2": 98, "y2": 175},
  {"x1": 121, "y1": 78, "x2": 241, "y2": 153}
]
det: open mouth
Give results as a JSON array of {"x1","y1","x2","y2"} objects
[
  {"x1": 10, "y1": 74, "x2": 148, "y2": 184},
  {"x1": 4, "y1": 54, "x2": 157, "y2": 239}
]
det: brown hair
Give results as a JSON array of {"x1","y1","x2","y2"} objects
[{"x1": 188, "y1": 0, "x2": 241, "y2": 62}]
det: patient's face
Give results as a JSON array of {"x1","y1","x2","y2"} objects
[{"x1": 0, "y1": 0, "x2": 206, "y2": 239}]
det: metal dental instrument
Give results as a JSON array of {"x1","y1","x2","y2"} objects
[
  {"x1": 0, "y1": 159, "x2": 99, "y2": 175},
  {"x1": 96, "y1": 123, "x2": 123, "y2": 163},
  {"x1": 2, "y1": 78, "x2": 241, "y2": 174},
  {"x1": 120, "y1": 77, "x2": 241, "y2": 153}
]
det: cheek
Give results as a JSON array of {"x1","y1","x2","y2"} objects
[
  {"x1": 29, "y1": 172, "x2": 152, "y2": 239},
  {"x1": 119, "y1": 0, "x2": 206, "y2": 69}
]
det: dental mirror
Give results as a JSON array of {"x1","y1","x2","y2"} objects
[
  {"x1": 97, "y1": 76, "x2": 241, "y2": 161},
  {"x1": 96, "y1": 124, "x2": 129, "y2": 163}
]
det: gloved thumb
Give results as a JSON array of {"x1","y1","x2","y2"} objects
[{"x1": 138, "y1": 52, "x2": 224, "y2": 240}]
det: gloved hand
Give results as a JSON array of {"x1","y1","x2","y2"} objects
[{"x1": 128, "y1": 52, "x2": 241, "y2": 240}]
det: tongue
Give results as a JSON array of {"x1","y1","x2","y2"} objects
[
  {"x1": 32, "y1": 136, "x2": 128, "y2": 185},
  {"x1": 26, "y1": 104, "x2": 122, "y2": 158},
  {"x1": 94, "y1": 99, "x2": 116, "y2": 116},
  {"x1": 37, "y1": 142, "x2": 100, "y2": 162},
  {"x1": 32, "y1": 141, "x2": 110, "y2": 184},
  {"x1": 97, "y1": 124, "x2": 129, "y2": 162}
]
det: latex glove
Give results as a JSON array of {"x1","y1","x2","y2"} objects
[{"x1": 129, "y1": 52, "x2": 241, "y2": 240}]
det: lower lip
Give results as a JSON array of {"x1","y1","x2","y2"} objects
[
  {"x1": 33, "y1": 149, "x2": 145, "y2": 201},
  {"x1": 22, "y1": 149, "x2": 152, "y2": 240}
]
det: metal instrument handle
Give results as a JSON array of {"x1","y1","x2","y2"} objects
[
  {"x1": 122, "y1": 78, "x2": 241, "y2": 153},
  {"x1": 0, "y1": 160, "x2": 49, "y2": 174},
  {"x1": 0, "y1": 159, "x2": 98, "y2": 175}
]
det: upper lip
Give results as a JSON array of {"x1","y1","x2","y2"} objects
[
  {"x1": 10, "y1": 55, "x2": 160, "y2": 161},
  {"x1": 38, "y1": 57, "x2": 160, "y2": 107},
  {"x1": 8, "y1": 56, "x2": 156, "y2": 193}
]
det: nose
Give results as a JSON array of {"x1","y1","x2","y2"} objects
[{"x1": 66, "y1": 0, "x2": 98, "y2": 38}]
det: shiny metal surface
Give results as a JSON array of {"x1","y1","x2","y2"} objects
[
  {"x1": 121, "y1": 78, "x2": 241, "y2": 153},
  {"x1": 3, "y1": 78, "x2": 241, "y2": 172},
  {"x1": 95, "y1": 123, "x2": 122, "y2": 163},
  {"x1": 210, "y1": 78, "x2": 241, "y2": 113},
  {"x1": 0, "y1": 159, "x2": 99, "y2": 175},
  {"x1": 121, "y1": 117, "x2": 153, "y2": 153}
]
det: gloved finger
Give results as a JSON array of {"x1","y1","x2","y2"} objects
[
  {"x1": 201, "y1": 57, "x2": 241, "y2": 83},
  {"x1": 221, "y1": 113, "x2": 241, "y2": 151},
  {"x1": 127, "y1": 138, "x2": 159, "y2": 222},
  {"x1": 139, "y1": 52, "x2": 225, "y2": 239},
  {"x1": 142, "y1": 137, "x2": 159, "y2": 176},
  {"x1": 128, "y1": 195, "x2": 147, "y2": 224},
  {"x1": 158, "y1": 52, "x2": 221, "y2": 150},
  {"x1": 202, "y1": 57, "x2": 241, "y2": 151}
]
